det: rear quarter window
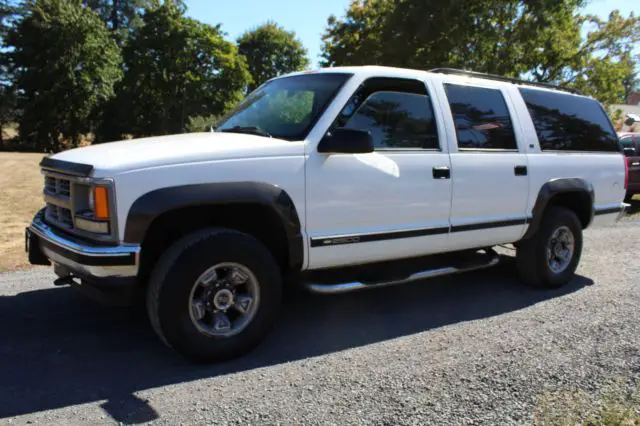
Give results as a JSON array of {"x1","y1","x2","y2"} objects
[{"x1": 518, "y1": 88, "x2": 619, "y2": 152}]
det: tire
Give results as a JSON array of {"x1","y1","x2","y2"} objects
[
  {"x1": 516, "y1": 207, "x2": 583, "y2": 289},
  {"x1": 147, "y1": 227, "x2": 282, "y2": 363}
]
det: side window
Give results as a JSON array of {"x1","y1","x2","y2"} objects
[
  {"x1": 343, "y1": 91, "x2": 439, "y2": 149},
  {"x1": 518, "y1": 88, "x2": 619, "y2": 152},
  {"x1": 332, "y1": 77, "x2": 440, "y2": 150},
  {"x1": 444, "y1": 83, "x2": 518, "y2": 151}
]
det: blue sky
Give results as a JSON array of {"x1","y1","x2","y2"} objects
[{"x1": 184, "y1": 0, "x2": 638, "y2": 67}]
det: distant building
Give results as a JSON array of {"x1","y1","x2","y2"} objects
[{"x1": 628, "y1": 92, "x2": 640, "y2": 106}]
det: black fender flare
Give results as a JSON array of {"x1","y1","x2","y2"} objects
[
  {"x1": 521, "y1": 178, "x2": 594, "y2": 240},
  {"x1": 123, "y1": 182, "x2": 303, "y2": 269}
]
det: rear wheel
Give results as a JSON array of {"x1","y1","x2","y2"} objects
[
  {"x1": 147, "y1": 227, "x2": 282, "y2": 362},
  {"x1": 516, "y1": 207, "x2": 583, "y2": 289}
]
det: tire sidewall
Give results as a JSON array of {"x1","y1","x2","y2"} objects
[
  {"x1": 535, "y1": 208, "x2": 583, "y2": 288},
  {"x1": 151, "y1": 229, "x2": 282, "y2": 362}
]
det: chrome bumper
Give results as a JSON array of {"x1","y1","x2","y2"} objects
[{"x1": 27, "y1": 210, "x2": 140, "y2": 278}]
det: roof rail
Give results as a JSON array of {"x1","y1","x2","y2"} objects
[{"x1": 428, "y1": 68, "x2": 582, "y2": 95}]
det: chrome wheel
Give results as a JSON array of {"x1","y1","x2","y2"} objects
[
  {"x1": 188, "y1": 263, "x2": 260, "y2": 338},
  {"x1": 546, "y1": 226, "x2": 575, "y2": 274}
]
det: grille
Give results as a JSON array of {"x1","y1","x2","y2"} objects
[
  {"x1": 44, "y1": 175, "x2": 71, "y2": 197},
  {"x1": 43, "y1": 173, "x2": 74, "y2": 230},
  {"x1": 45, "y1": 203, "x2": 74, "y2": 229}
]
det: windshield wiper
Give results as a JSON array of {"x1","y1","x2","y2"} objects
[{"x1": 219, "y1": 126, "x2": 272, "y2": 138}]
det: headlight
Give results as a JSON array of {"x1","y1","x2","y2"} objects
[
  {"x1": 75, "y1": 216, "x2": 110, "y2": 234},
  {"x1": 75, "y1": 184, "x2": 112, "y2": 234}
]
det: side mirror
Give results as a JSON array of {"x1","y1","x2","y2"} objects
[
  {"x1": 318, "y1": 128, "x2": 374, "y2": 154},
  {"x1": 623, "y1": 147, "x2": 636, "y2": 157}
]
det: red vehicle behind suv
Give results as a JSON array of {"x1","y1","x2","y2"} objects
[{"x1": 619, "y1": 132, "x2": 640, "y2": 202}]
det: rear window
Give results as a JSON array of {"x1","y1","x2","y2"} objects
[{"x1": 518, "y1": 88, "x2": 619, "y2": 152}]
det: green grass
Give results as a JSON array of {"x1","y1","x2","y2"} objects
[{"x1": 534, "y1": 378, "x2": 640, "y2": 425}]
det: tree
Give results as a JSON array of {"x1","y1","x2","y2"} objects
[
  {"x1": 321, "y1": 0, "x2": 640, "y2": 106},
  {"x1": 0, "y1": 0, "x2": 21, "y2": 144},
  {"x1": 82, "y1": 0, "x2": 172, "y2": 44},
  {"x1": 96, "y1": 1, "x2": 250, "y2": 141},
  {"x1": 6, "y1": 0, "x2": 122, "y2": 151},
  {"x1": 237, "y1": 21, "x2": 309, "y2": 92}
]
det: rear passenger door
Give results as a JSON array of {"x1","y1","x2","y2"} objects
[{"x1": 436, "y1": 82, "x2": 530, "y2": 250}]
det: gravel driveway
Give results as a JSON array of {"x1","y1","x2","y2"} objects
[{"x1": 1, "y1": 218, "x2": 639, "y2": 425}]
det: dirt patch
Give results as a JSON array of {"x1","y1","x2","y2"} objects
[{"x1": 0, "y1": 153, "x2": 45, "y2": 271}]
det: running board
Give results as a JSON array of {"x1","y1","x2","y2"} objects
[{"x1": 304, "y1": 249, "x2": 500, "y2": 295}]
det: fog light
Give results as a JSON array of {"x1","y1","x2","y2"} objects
[{"x1": 75, "y1": 216, "x2": 109, "y2": 234}]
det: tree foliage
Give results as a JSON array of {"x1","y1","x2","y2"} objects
[
  {"x1": 82, "y1": 0, "x2": 149, "y2": 44},
  {"x1": 321, "y1": 0, "x2": 640, "y2": 105},
  {"x1": 96, "y1": 1, "x2": 250, "y2": 141},
  {"x1": 237, "y1": 21, "x2": 309, "y2": 91},
  {"x1": 0, "y1": 0, "x2": 20, "y2": 143},
  {"x1": 6, "y1": 0, "x2": 122, "y2": 151}
]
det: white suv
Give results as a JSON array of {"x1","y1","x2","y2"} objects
[{"x1": 26, "y1": 66, "x2": 628, "y2": 362}]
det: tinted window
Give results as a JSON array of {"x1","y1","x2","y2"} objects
[
  {"x1": 343, "y1": 91, "x2": 439, "y2": 149},
  {"x1": 519, "y1": 88, "x2": 618, "y2": 152},
  {"x1": 444, "y1": 84, "x2": 518, "y2": 150}
]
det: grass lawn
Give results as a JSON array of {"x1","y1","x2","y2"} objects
[{"x1": 0, "y1": 152, "x2": 46, "y2": 272}]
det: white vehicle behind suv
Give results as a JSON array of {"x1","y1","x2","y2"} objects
[{"x1": 26, "y1": 66, "x2": 628, "y2": 362}]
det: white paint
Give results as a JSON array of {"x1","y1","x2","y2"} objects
[{"x1": 44, "y1": 65, "x2": 627, "y2": 271}]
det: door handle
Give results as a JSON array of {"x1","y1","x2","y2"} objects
[
  {"x1": 433, "y1": 166, "x2": 450, "y2": 179},
  {"x1": 514, "y1": 165, "x2": 527, "y2": 176}
]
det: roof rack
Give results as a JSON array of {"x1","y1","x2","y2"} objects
[{"x1": 428, "y1": 68, "x2": 582, "y2": 95}]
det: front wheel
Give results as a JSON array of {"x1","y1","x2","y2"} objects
[
  {"x1": 516, "y1": 207, "x2": 583, "y2": 289},
  {"x1": 146, "y1": 228, "x2": 282, "y2": 363}
]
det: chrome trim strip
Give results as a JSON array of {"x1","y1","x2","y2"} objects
[
  {"x1": 304, "y1": 253, "x2": 500, "y2": 295},
  {"x1": 29, "y1": 210, "x2": 139, "y2": 259},
  {"x1": 40, "y1": 169, "x2": 95, "y2": 184},
  {"x1": 44, "y1": 191, "x2": 72, "y2": 209}
]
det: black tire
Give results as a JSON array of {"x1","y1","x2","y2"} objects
[
  {"x1": 516, "y1": 207, "x2": 583, "y2": 289},
  {"x1": 147, "y1": 227, "x2": 282, "y2": 363}
]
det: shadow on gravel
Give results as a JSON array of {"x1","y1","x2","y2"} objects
[{"x1": 0, "y1": 257, "x2": 593, "y2": 424}]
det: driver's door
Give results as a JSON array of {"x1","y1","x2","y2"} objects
[{"x1": 305, "y1": 76, "x2": 452, "y2": 269}]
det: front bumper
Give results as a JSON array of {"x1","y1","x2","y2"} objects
[{"x1": 26, "y1": 209, "x2": 141, "y2": 304}]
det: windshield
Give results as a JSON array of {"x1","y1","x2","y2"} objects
[{"x1": 216, "y1": 73, "x2": 352, "y2": 141}]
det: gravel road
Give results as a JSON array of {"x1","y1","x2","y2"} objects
[{"x1": 1, "y1": 218, "x2": 639, "y2": 425}]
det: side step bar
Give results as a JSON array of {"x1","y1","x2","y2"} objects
[{"x1": 304, "y1": 249, "x2": 500, "y2": 295}]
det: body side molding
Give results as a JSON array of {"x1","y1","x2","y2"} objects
[
  {"x1": 520, "y1": 178, "x2": 595, "y2": 241},
  {"x1": 123, "y1": 182, "x2": 303, "y2": 269}
]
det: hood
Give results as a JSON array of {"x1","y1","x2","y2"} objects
[{"x1": 49, "y1": 132, "x2": 305, "y2": 176}]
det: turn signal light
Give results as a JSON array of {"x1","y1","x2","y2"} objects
[{"x1": 94, "y1": 186, "x2": 110, "y2": 220}]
